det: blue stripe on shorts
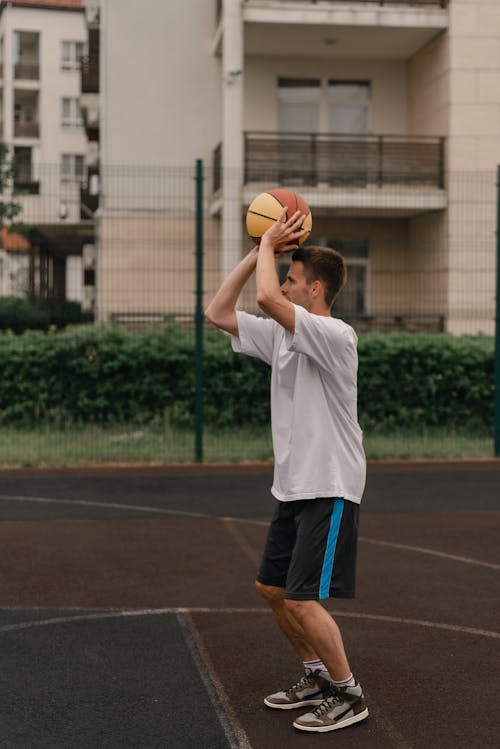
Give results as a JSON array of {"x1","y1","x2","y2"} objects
[{"x1": 319, "y1": 498, "x2": 345, "y2": 600}]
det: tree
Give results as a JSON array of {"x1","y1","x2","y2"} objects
[{"x1": 0, "y1": 140, "x2": 26, "y2": 238}]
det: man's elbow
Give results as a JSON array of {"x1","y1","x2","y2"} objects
[
  {"x1": 257, "y1": 291, "x2": 276, "y2": 316},
  {"x1": 205, "y1": 304, "x2": 228, "y2": 330},
  {"x1": 256, "y1": 290, "x2": 272, "y2": 310},
  {"x1": 204, "y1": 306, "x2": 218, "y2": 327}
]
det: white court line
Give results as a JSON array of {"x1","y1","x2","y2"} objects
[
  {"x1": 0, "y1": 494, "x2": 212, "y2": 519},
  {"x1": 225, "y1": 517, "x2": 500, "y2": 571},
  {"x1": 179, "y1": 612, "x2": 253, "y2": 749},
  {"x1": 1, "y1": 494, "x2": 498, "y2": 571},
  {"x1": 0, "y1": 607, "x2": 498, "y2": 640},
  {"x1": 357, "y1": 537, "x2": 500, "y2": 571},
  {"x1": 176, "y1": 612, "x2": 251, "y2": 749}
]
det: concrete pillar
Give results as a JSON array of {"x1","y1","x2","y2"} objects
[
  {"x1": 221, "y1": 0, "x2": 244, "y2": 278},
  {"x1": 3, "y1": 16, "x2": 14, "y2": 143}
]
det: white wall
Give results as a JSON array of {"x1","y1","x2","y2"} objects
[
  {"x1": 244, "y1": 56, "x2": 408, "y2": 134},
  {"x1": 101, "y1": 0, "x2": 221, "y2": 169}
]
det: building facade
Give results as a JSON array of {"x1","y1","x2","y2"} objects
[
  {"x1": 0, "y1": 0, "x2": 95, "y2": 311},
  {"x1": 91, "y1": 0, "x2": 500, "y2": 334}
]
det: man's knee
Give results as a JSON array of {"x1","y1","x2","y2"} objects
[
  {"x1": 284, "y1": 598, "x2": 315, "y2": 621},
  {"x1": 255, "y1": 580, "x2": 285, "y2": 604}
]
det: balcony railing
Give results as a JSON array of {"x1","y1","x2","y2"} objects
[
  {"x1": 244, "y1": 132, "x2": 445, "y2": 189},
  {"x1": 81, "y1": 56, "x2": 99, "y2": 93},
  {"x1": 14, "y1": 62, "x2": 39, "y2": 80},
  {"x1": 80, "y1": 166, "x2": 99, "y2": 219},
  {"x1": 14, "y1": 121, "x2": 39, "y2": 138},
  {"x1": 213, "y1": 142, "x2": 222, "y2": 193},
  {"x1": 247, "y1": 1, "x2": 449, "y2": 6},
  {"x1": 14, "y1": 178, "x2": 40, "y2": 195},
  {"x1": 81, "y1": 28, "x2": 99, "y2": 94}
]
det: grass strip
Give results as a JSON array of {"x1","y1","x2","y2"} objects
[{"x1": 0, "y1": 425, "x2": 493, "y2": 467}]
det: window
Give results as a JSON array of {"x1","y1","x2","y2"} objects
[
  {"x1": 328, "y1": 239, "x2": 369, "y2": 316},
  {"x1": 14, "y1": 90, "x2": 39, "y2": 138},
  {"x1": 277, "y1": 78, "x2": 370, "y2": 135},
  {"x1": 62, "y1": 40, "x2": 84, "y2": 70},
  {"x1": 328, "y1": 81, "x2": 370, "y2": 135},
  {"x1": 13, "y1": 31, "x2": 39, "y2": 80},
  {"x1": 278, "y1": 78, "x2": 321, "y2": 133},
  {"x1": 14, "y1": 146, "x2": 32, "y2": 181},
  {"x1": 61, "y1": 154, "x2": 84, "y2": 183},
  {"x1": 61, "y1": 97, "x2": 83, "y2": 127}
]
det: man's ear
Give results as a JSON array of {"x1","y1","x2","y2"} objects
[{"x1": 311, "y1": 279, "x2": 323, "y2": 298}]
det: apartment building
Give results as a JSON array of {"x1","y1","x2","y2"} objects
[
  {"x1": 91, "y1": 0, "x2": 500, "y2": 334},
  {"x1": 0, "y1": 0, "x2": 95, "y2": 311}
]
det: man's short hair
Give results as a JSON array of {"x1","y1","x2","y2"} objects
[{"x1": 291, "y1": 245, "x2": 346, "y2": 308}]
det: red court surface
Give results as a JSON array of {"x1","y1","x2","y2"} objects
[{"x1": 0, "y1": 462, "x2": 498, "y2": 748}]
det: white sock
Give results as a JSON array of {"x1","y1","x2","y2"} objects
[
  {"x1": 303, "y1": 658, "x2": 328, "y2": 673},
  {"x1": 331, "y1": 673, "x2": 356, "y2": 688}
]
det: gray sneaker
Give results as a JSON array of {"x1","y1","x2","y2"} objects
[
  {"x1": 264, "y1": 668, "x2": 331, "y2": 710},
  {"x1": 293, "y1": 681, "x2": 369, "y2": 732}
]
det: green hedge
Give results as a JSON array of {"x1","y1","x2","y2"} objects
[
  {"x1": 0, "y1": 296, "x2": 86, "y2": 332},
  {"x1": 0, "y1": 323, "x2": 494, "y2": 430},
  {"x1": 357, "y1": 333, "x2": 493, "y2": 432}
]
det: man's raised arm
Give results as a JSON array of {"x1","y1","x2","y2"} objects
[{"x1": 204, "y1": 246, "x2": 259, "y2": 336}]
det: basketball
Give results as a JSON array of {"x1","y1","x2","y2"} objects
[{"x1": 246, "y1": 188, "x2": 312, "y2": 246}]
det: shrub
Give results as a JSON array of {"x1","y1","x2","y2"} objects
[
  {"x1": 357, "y1": 333, "x2": 494, "y2": 432},
  {"x1": 0, "y1": 296, "x2": 85, "y2": 333},
  {"x1": 0, "y1": 323, "x2": 493, "y2": 431}
]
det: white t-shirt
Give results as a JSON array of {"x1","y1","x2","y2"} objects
[{"x1": 231, "y1": 304, "x2": 366, "y2": 504}]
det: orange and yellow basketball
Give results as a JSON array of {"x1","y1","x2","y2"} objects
[{"x1": 246, "y1": 188, "x2": 312, "y2": 246}]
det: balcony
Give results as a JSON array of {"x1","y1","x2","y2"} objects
[
  {"x1": 245, "y1": 132, "x2": 444, "y2": 187},
  {"x1": 81, "y1": 28, "x2": 99, "y2": 94},
  {"x1": 212, "y1": 142, "x2": 222, "y2": 193},
  {"x1": 81, "y1": 56, "x2": 98, "y2": 94},
  {"x1": 81, "y1": 100, "x2": 99, "y2": 141},
  {"x1": 14, "y1": 121, "x2": 39, "y2": 138},
  {"x1": 80, "y1": 167, "x2": 99, "y2": 219},
  {"x1": 14, "y1": 178, "x2": 40, "y2": 195},
  {"x1": 218, "y1": 132, "x2": 447, "y2": 217},
  {"x1": 14, "y1": 89, "x2": 39, "y2": 139},
  {"x1": 14, "y1": 61, "x2": 39, "y2": 80},
  {"x1": 246, "y1": 1, "x2": 448, "y2": 6},
  {"x1": 241, "y1": 0, "x2": 448, "y2": 60},
  {"x1": 13, "y1": 31, "x2": 39, "y2": 80}
]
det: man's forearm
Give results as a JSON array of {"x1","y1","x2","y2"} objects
[
  {"x1": 205, "y1": 247, "x2": 258, "y2": 332},
  {"x1": 256, "y1": 240, "x2": 295, "y2": 332},
  {"x1": 256, "y1": 240, "x2": 281, "y2": 304}
]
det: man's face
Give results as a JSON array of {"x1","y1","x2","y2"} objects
[{"x1": 280, "y1": 261, "x2": 314, "y2": 310}]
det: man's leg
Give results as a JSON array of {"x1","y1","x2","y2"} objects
[
  {"x1": 255, "y1": 581, "x2": 318, "y2": 661},
  {"x1": 256, "y1": 581, "x2": 333, "y2": 710},
  {"x1": 283, "y1": 598, "x2": 350, "y2": 680}
]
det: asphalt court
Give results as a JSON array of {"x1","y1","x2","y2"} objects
[{"x1": 0, "y1": 462, "x2": 499, "y2": 748}]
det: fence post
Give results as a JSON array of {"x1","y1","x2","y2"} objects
[
  {"x1": 194, "y1": 159, "x2": 204, "y2": 463},
  {"x1": 494, "y1": 166, "x2": 500, "y2": 456}
]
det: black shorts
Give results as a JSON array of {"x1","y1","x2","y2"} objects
[{"x1": 256, "y1": 497, "x2": 358, "y2": 601}]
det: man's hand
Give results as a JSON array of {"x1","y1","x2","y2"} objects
[
  {"x1": 255, "y1": 210, "x2": 308, "y2": 333},
  {"x1": 261, "y1": 209, "x2": 309, "y2": 257}
]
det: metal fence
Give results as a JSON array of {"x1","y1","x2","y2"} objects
[{"x1": 0, "y1": 162, "x2": 498, "y2": 465}]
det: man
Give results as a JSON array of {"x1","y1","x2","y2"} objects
[{"x1": 205, "y1": 209, "x2": 368, "y2": 734}]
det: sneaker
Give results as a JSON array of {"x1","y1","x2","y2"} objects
[
  {"x1": 264, "y1": 668, "x2": 331, "y2": 710},
  {"x1": 293, "y1": 681, "x2": 369, "y2": 732}
]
